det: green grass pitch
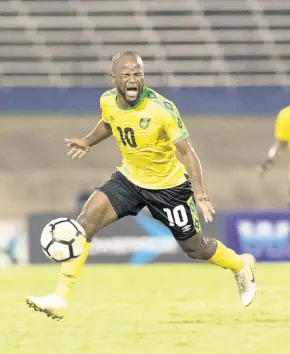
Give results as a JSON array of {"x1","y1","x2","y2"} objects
[{"x1": 1, "y1": 263, "x2": 289, "y2": 354}]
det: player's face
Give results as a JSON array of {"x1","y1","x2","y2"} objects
[{"x1": 112, "y1": 57, "x2": 144, "y2": 105}]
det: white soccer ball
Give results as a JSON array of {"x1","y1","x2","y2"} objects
[{"x1": 40, "y1": 218, "x2": 85, "y2": 262}]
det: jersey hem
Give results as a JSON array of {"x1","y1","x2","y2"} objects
[{"x1": 117, "y1": 168, "x2": 187, "y2": 190}]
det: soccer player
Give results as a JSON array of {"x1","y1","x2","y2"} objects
[
  {"x1": 258, "y1": 106, "x2": 290, "y2": 207},
  {"x1": 26, "y1": 51, "x2": 256, "y2": 320}
]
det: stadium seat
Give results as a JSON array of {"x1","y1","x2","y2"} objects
[{"x1": 1, "y1": 0, "x2": 290, "y2": 86}]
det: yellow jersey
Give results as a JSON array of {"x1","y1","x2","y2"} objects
[
  {"x1": 275, "y1": 106, "x2": 290, "y2": 147},
  {"x1": 100, "y1": 87, "x2": 189, "y2": 189}
]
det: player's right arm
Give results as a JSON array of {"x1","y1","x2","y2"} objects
[
  {"x1": 258, "y1": 107, "x2": 290, "y2": 176},
  {"x1": 65, "y1": 95, "x2": 113, "y2": 159},
  {"x1": 65, "y1": 119, "x2": 112, "y2": 159},
  {"x1": 257, "y1": 140, "x2": 287, "y2": 176}
]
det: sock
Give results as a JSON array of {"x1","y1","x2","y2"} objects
[
  {"x1": 55, "y1": 236, "x2": 91, "y2": 301},
  {"x1": 209, "y1": 240, "x2": 244, "y2": 273}
]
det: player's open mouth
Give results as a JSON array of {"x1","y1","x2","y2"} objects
[{"x1": 126, "y1": 87, "x2": 138, "y2": 99}]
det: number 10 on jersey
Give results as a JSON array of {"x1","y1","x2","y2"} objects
[{"x1": 117, "y1": 126, "x2": 137, "y2": 148}]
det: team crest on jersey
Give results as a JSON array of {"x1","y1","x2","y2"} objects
[{"x1": 139, "y1": 118, "x2": 151, "y2": 129}]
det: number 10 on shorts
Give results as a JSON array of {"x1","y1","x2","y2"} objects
[
  {"x1": 163, "y1": 197, "x2": 201, "y2": 232},
  {"x1": 163, "y1": 205, "x2": 188, "y2": 227}
]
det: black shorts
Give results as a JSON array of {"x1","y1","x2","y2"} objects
[{"x1": 99, "y1": 171, "x2": 201, "y2": 241}]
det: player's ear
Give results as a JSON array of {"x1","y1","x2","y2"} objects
[{"x1": 110, "y1": 72, "x2": 115, "y2": 85}]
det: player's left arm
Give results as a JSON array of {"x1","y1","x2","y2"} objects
[
  {"x1": 176, "y1": 138, "x2": 215, "y2": 223},
  {"x1": 163, "y1": 103, "x2": 215, "y2": 222}
]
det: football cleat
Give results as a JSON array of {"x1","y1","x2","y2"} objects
[
  {"x1": 234, "y1": 253, "x2": 256, "y2": 307},
  {"x1": 26, "y1": 294, "x2": 67, "y2": 320}
]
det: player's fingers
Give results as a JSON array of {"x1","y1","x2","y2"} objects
[
  {"x1": 200, "y1": 203, "x2": 214, "y2": 223},
  {"x1": 64, "y1": 138, "x2": 74, "y2": 143},
  {"x1": 67, "y1": 148, "x2": 77, "y2": 156},
  {"x1": 204, "y1": 209, "x2": 213, "y2": 223},
  {"x1": 203, "y1": 211, "x2": 209, "y2": 223},
  {"x1": 72, "y1": 150, "x2": 82, "y2": 159},
  {"x1": 256, "y1": 165, "x2": 266, "y2": 177},
  {"x1": 65, "y1": 138, "x2": 74, "y2": 146},
  {"x1": 206, "y1": 211, "x2": 213, "y2": 223},
  {"x1": 208, "y1": 202, "x2": 216, "y2": 214},
  {"x1": 78, "y1": 150, "x2": 87, "y2": 159}
]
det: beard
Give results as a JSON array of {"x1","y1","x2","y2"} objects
[{"x1": 116, "y1": 83, "x2": 142, "y2": 106}]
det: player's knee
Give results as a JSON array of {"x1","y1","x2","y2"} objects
[
  {"x1": 179, "y1": 231, "x2": 203, "y2": 260},
  {"x1": 77, "y1": 191, "x2": 117, "y2": 242},
  {"x1": 180, "y1": 231, "x2": 216, "y2": 261},
  {"x1": 76, "y1": 196, "x2": 104, "y2": 241},
  {"x1": 77, "y1": 210, "x2": 98, "y2": 242}
]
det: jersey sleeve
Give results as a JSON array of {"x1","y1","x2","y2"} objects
[
  {"x1": 100, "y1": 96, "x2": 109, "y2": 123},
  {"x1": 275, "y1": 107, "x2": 290, "y2": 141},
  {"x1": 162, "y1": 102, "x2": 189, "y2": 144}
]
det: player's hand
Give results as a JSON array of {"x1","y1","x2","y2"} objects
[
  {"x1": 196, "y1": 193, "x2": 216, "y2": 223},
  {"x1": 256, "y1": 161, "x2": 272, "y2": 177},
  {"x1": 256, "y1": 164, "x2": 267, "y2": 177},
  {"x1": 65, "y1": 138, "x2": 91, "y2": 159}
]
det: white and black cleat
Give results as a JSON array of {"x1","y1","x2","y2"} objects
[
  {"x1": 234, "y1": 253, "x2": 256, "y2": 307},
  {"x1": 26, "y1": 294, "x2": 67, "y2": 320}
]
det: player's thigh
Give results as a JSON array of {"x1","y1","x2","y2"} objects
[
  {"x1": 99, "y1": 171, "x2": 145, "y2": 219},
  {"x1": 78, "y1": 171, "x2": 145, "y2": 241},
  {"x1": 77, "y1": 190, "x2": 118, "y2": 241},
  {"x1": 144, "y1": 181, "x2": 201, "y2": 241}
]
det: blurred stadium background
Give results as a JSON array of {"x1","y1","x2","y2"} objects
[{"x1": 1, "y1": 0, "x2": 290, "y2": 266}]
